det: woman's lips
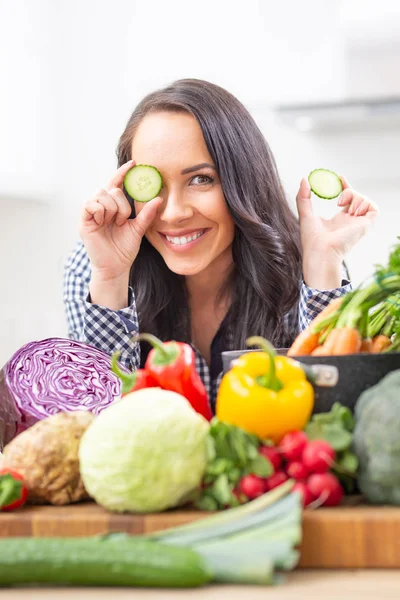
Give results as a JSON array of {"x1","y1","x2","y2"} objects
[{"x1": 159, "y1": 228, "x2": 209, "y2": 251}]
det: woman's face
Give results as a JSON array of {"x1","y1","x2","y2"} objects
[{"x1": 131, "y1": 111, "x2": 235, "y2": 277}]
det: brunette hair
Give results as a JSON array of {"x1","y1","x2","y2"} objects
[{"x1": 116, "y1": 79, "x2": 302, "y2": 361}]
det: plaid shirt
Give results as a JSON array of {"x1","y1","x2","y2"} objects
[{"x1": 64, "y1": 241, "x2": 352, "y2": 409}]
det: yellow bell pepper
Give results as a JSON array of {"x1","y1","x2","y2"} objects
[{"x1": 216, "y1": 336, "x2": 314, "y2": 443}]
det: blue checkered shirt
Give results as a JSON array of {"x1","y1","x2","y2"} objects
[{"x1": 63, "y1": 241, "x2": 352, "y2": 408}]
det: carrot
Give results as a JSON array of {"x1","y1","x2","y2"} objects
[
  {"x1": 371, "y1": 334, "x2": 391, "y2": 353},
  {"x1": 314, "y1": 328, "x2": 342, "y2": 356},
  {"x1": 360, "y1": 338, "x2": 373, "y2": 353},
  {"x1": 331, "y1": 327, "x2": 362, "y2": 355},
  {"x1": 288, "y1": 297, "x2": 344, "y2": 357},
  {"x1": 287, "y1": 331, "x2": 320, "y2": 356},
  {"x1": 311, "y1": 345, "x2": 329, "y2": 356}
]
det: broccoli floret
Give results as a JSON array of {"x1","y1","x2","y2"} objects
[{"x1": 354, "y1": 370, "x2": 400, "y2": 504}]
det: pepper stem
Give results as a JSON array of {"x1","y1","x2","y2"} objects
[
  {"x1": 246, "y1": 336, "x2": 283, "y2": 392},
  {"x1": 111, "y1": 351, "x2": 138, "y2": 394},
  {"x1": 132, "y1": 333, "x2": 179, "y2": 366},
  {"x1": 0, "y1": 475, "x2": 22, "y2": 508}
]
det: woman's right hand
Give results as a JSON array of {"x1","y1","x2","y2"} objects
[
  {"x1": 79, "y1": 160, "x2": 162, "y2": 282},
  {"x1": 79, "y1": 160, "x2": 162, "y2": 310}
]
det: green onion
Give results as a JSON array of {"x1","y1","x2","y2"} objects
[
  {"x1": 198, "y1": 549, "x2": 276, "y2": 585},
  {"x1": 147, "y1": 479, "x2": 294, "y2": 539},
  {"x1": 197, "y1": 541, "x2": 299, "y2": 572},
  {"x1": 146, "y1": 481, "x2": 302, "y2": 585}
]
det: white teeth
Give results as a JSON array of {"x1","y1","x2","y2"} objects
[{"x1": 166, "y1": 230, "x2": 204, "y2": 245}]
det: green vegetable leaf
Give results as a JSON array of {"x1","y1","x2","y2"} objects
[
  {"x1": 332, "y1": 403, "x2": 354, "y2": 432},
  {"x1": 304, "y1": 421, "x2": 324, "y2": 440},
  {"x1": 249, "y1": 454, "x2": 273, "y2": 478},
  {"x1": 321, "y1": 423, "x2": 353, "y2": 451},
  {"x1": 205, "y1": 458, "x2": 233, "y2": 477},
  {"x1": 194, "y1": 495, "x2": 219, "y2": 511},
  {"x1": 247, "y1": 432, "x2": 263, "y2": 446},
  {"x1": 246, "y1": 444, "x2": 259, "y2": 460},
  {"x1": 211, "y1": 474, "x2": 233, "y2": 506},
  {"x1": 312, "y1": 413, "x2": 335, "y2": 425},
  {"x1": 203, "y1": 473, "x2": 215, "y2": 485},
  {"x1": 306, "y1": 421, "x2": 352, "y2": 451},
  {"x1": 336, "y1": 451, "x2": 358, "y2": 474},
  {"x1": 229, "y1": 429, "x2": 249, "y2": 465},
  {"x1": 224, "y1": 494, "x2": 241, "y2": 508},
  {"x1": 227, "y1": 467, "x2": 242, "y2": 484},
  {"x1": 213, "y1": 425, "x2": 232, "y2": 459},
  {"x1": 206, "y1": 436, "x2": 217, "y2": 462}
]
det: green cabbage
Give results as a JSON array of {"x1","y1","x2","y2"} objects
[{"x1": 79, "y1": 388, "x2": 209, "y2": 512}]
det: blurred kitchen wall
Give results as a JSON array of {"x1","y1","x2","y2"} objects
[{"x1": 1, "y1": 0, "x2": 399, "y2": 364}]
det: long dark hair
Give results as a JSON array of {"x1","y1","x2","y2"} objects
[{"x1": 117, "y1": 79, "x2": 302, "y2": 361}]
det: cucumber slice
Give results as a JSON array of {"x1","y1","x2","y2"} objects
[
  {"x1": 308, "y1": 169, "x2": 343, "y2": 200},
  {"x1": 124, "y1": 165, "x2": 162, "y2": 203}
]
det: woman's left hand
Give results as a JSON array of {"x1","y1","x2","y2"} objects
[{"x1": 296, "y1": 175, "x2": 379, "y2": 289}]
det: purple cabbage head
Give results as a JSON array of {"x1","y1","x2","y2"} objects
[{"x1": 0, "y1": 338, "x2": 123, "y2": 449}]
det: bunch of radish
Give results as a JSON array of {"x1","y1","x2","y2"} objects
[{"x1": 238, "y1": 431, "x2": 343, "y2": 508}]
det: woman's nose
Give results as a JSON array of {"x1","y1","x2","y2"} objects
[{"x1": 159, "y1": 190, "x2": 194, "y2": 223}]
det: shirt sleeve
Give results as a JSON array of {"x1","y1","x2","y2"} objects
[
  {"x1": 298, "y1": 276, "x2": 352, "y2": 332},
  {"x1": 63, "y1": 241, "x2": 140, "y2": 370}
]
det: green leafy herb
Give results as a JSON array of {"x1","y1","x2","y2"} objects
[
  {"x1": 211, "y1": 474, "x2": 233, "y2": 506},
  {"x1": 248, "y1": 454, "x2": 274, "y2": 478},
  {"x1": 195, "y1": 495, "x2": 219, "y2": 511},
  {"x1": 336, "y1": 452, "x2": 358, "y2": 473},
  {"x1": 306, "y1": 421, "x2": 352, "y2": 452},
  {"x1": 305, "y1": 402, "x2": 358, "y2": 483},
  {"x1": 197, "y1": 419, "x2": 271, "y2": 510}
]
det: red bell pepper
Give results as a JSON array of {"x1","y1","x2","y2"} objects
[
  {"x1": 0, "y1": 469, "x2": 28, "y2": 511},
  {"x1": 111, "y1": 351, "x2": 158, "y2": 395},
  {"x1": 137, "y1": 334, "x2": 213, "y2": 421}
]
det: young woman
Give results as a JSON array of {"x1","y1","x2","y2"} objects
[{"x1": 64, "y1": 79, "x2": 379, "y2": 408}]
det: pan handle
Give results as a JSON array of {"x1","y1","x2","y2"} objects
[{"x1": 301, "y1": 364, "x2": 339, "y2": 387}]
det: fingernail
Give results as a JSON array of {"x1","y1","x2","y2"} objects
[{"x1": 337, "y1": 196, "x2": 344, "y2": 206}]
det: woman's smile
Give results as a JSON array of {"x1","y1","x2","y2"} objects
[{"x1": 159, "y1": 228, "x2": 210, "y2": 251}]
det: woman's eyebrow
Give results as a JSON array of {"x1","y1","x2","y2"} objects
[{"x1": 181, "y1": 163, "x2": 216, "y2": 175}]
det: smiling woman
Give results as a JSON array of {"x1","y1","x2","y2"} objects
[{"x1": 64, "y1": 79, "x2": 379, "y2": 409}]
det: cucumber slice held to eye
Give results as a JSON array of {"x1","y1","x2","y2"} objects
[
  {"x1": 124, "y1": 164, "x2": 163, "y2": 203},
  {"x1": 308, "y1": 168, "x2": 343, "y2": 200}
]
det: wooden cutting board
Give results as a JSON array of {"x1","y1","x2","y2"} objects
[{"x1": 1, "y1": 499, "x2": 400, "y2": 569}]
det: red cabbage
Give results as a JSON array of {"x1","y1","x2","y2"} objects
[{"x1": 0, "y1": 338, "x2": 123, "y2": 449}]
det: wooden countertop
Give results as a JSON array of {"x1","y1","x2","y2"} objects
[
  {"x1": 3, "y1": 571, "x2": 400, "y2": 599},
  {"x1": 3, "y1": 499, "x2": 400, "y2": 568}
]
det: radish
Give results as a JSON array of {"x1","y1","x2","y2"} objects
[
  {"x1": 239, "y1": 475, "x2": 265, "y2": 500},
  {"x1": 307, "y1": 473, "x2": 344, "y2": 507},
  {"x1": 286, "y1": 461, "x2": 309, "y2": 481},
  {"x1": 279, "y1": 431, "x2": 308, "y2": 461},
  {"x1": 259, "y1": 445, "x2": 281, "y2": 472},
  {"x1": 302, "y1": 440, "x2": 335, "y2": 474},
  {"x1": 293, "y1": 481, "x2": 315, "y2": 507},
  {"x1": 264, "y1": 471, "x2": 288, "y2": 491}
]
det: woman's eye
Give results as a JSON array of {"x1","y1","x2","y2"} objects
[{"x1": 190, "y1": 174, "x2": 214, "y2": 186}]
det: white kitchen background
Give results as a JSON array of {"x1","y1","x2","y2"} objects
[{"x1": 1, "y1": 0, "x2": 399, "y2": 365}]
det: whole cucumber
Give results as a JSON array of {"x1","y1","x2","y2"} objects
[{"x1": 0, "y1": 536, "x2": 212, "y2": 588}]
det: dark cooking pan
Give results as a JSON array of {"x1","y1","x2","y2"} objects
[{"x1": 221, "y1": 349, "x2": 400, "y2": 413}]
